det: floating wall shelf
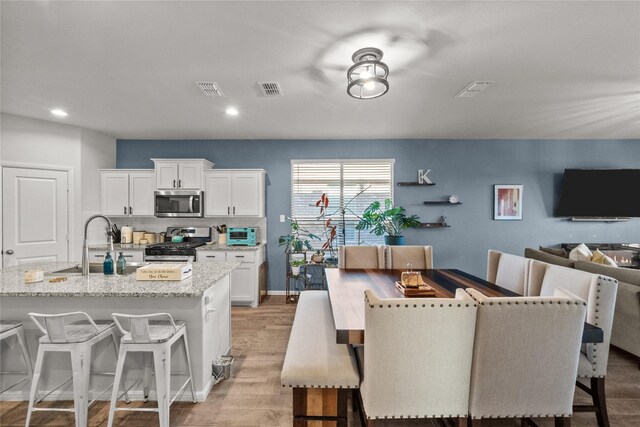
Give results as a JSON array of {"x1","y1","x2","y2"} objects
[
  {"x1": 397, "y1": 182, "x2": 436, "y2": 186},
  {"x1": 419, "y1": 223, "x2": 451, "y2": 228},
  {"x1": 423, "y1": 201, "x2": 462, "y2": 205}
]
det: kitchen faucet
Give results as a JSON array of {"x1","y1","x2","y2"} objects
[{"x1": 82, "y1": 214, "x2": 114, "y2": 276}]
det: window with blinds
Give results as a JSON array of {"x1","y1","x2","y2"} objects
[{"x1": 291, "y1": 159, "x2": 394, "y2": 247}]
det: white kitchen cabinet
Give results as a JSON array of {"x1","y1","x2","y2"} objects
[
  {"x1": 152, "y1": 159, "x2": 213, "y2": 190},
  {"x1": 100, "y1": 170, "x2": 154, "y2": 216},
  {"x1": 198, "y1": 246, "x2": 265, "y2": 307},
  {"x1": 204, "y1": 170, "x2": 265, "y2": 217},
  {"x1": 89, "y1": 250, "x2": 144, "y2": 263}
]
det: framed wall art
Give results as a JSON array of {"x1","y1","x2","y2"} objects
[{"x1": 494, "y1": 184, "x2": 523, "y2": 220}]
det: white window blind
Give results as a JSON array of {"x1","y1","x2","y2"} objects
[{"x1": 291, "y1": 159, "x2": 394, "y2": 247}]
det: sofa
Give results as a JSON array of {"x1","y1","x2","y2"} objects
[{"x1": 525, "y1": 248, "x2": 640, "y2": 365}]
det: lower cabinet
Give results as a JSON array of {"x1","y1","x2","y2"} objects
[
  {"x1": 198, "y1": 247, "x2": 264, "y2": 308},
  {"x1": 88, "y1": 250, "x2": 144, "y2": 263}
]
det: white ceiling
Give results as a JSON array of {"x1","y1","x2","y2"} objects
[{"x1": 1, "y1": 1, "x2": 639, "y2": 140}]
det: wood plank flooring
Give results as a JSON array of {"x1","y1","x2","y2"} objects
[{"x1": 1, "y1": 296, "x2": 639, "y2": 426}]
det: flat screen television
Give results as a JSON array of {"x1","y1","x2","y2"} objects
[{"x1": 556, "y1": 169, "x2": 640, "y2": 218}]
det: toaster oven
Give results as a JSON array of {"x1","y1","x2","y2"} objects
[{"x1": 226, "y1": 227, "x2": 257, "y2": 246}]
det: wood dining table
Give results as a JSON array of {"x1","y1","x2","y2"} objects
[{"x1": 325, "y1": 268, "x2": 604, "y2": 345}]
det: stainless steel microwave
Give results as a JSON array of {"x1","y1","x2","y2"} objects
[{"x1": 154, "y1": 190, "x2": 204, "y2": 218}]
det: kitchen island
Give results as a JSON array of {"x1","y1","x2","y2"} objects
[{"x1": 0, "y1": 261, "x2": 238, "y2": 402}]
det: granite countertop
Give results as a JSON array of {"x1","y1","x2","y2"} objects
[
  {"x1": 198, "y1": 243, "x2": 264, "y2": 252},
  {"x1": 0, "y1": 261, "x2": 240, "y2": 298},
  {"x1": 89, "y1": 244, "x2": 147, "y2": 251}
]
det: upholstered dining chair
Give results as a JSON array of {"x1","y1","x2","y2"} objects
[
  {"x1": 385, "y1": 245, "x2": 433, "y2": 269},
  {"x1": 465, "y1": 287, "x2": 587, "y2": 426},
  {"x1": 338, "y1": 245, "x2": 384, "y2": 269},
  {"x1": 486, "y1": 250, "x2": 530, "y2": 295},
  {"x1": 356, "y1": 289, "x2": 477, "y2": 426},
  {"x1": 535, "y1": 264, "x2": 618, "y2": 427}
]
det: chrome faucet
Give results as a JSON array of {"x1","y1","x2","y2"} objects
[{"x1": 82, "y1": 214, "x2": 114, "y2": 276}]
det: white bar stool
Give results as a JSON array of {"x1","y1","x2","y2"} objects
[
  {"x1": 25, "y1": 312, "x2": 128, "y2": 427},
  {"x1": 0, "y1": 321, "x2": 33, "y2": 394},
  {"x1": 108, "y1": 313, "x2": 196, "y2": 427}
]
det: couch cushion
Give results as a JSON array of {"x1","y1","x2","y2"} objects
[
  {"x1": 524, "y1": 248, "x2": 575, "y2": 268},
  {"x1": 539, "y1": 246, "x2": 568, "y2": 258},
  {"x1": 575, "y1": 261, "x2": 640, "y2": 286},
  {"x1": 569, "y1": 244, "x2": 593, "y2": 262},
  {"x1": 591, "y1": 249, "x2": 618, "y2": 267}
]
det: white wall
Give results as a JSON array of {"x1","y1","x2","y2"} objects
[
  {"x1": 80, "y1": 128, "x2": 117, "y2": 245},
  {"x1": 0, "y1": 113, "x2": 116, "y2": 261}
]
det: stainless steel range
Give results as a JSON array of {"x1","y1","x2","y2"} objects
[{"x1": 145, "y1": 226, "x2": 211, "y2": 262}]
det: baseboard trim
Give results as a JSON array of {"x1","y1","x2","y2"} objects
[{"x1": 267, "y1": 290, "x2": 287, "y2": 295}]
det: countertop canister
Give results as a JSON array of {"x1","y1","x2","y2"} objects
[{"x1": 121, "y1": 226, "x2": 133, "y2": 244}]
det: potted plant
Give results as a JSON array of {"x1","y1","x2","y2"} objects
[
  {"x1": 355, "y1": 199, "x2": 421, "y2": 245},
  {"x1": 311, "y1": 250, "x2": 325, "y2": 264},
  {"x1": 278, "y1": 218, "x2": 320, "y2": 252},
  {"x1": 290, "y1": 259, "x2": 305, "y2": 276}
]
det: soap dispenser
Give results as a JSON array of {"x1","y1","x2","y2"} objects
[
  {"x1": 103, "y1": 252, "x2": 114, "y2": 275},
  {"x1": 116, "y1": 252, "x2": 127, "y2": 275}
]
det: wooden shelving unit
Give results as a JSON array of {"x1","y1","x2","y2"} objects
[
  {"x1": 423, "y1": 201, "x2": 462, "y2": 205},
  {"x1": 419, "y1": 223, "x2": 451, "y2": 228},
  {"x1": 397, "y1": 182, "x2": 436, "y2": 186}
]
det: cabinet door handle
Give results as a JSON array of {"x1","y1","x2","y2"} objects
[
  {"x1": 228, "y1": 207, "x2": 230, "y2": 215},
  {"x1": 178, "y1": 179, "x2": 182, "y2": 188},
  {"x1": 233, "y1": 206, "x2": 236, "y2": 215},
  {"x1": 124, "y1": 255, "x2": 134, "y2": 258},
  {"x1": 206, "y1": 255, "x2": 218, "y2": 258},
  {"x1": 129, "y1": 206, "x2": 132, "y2": 215},
  {"x1": 173, "y1": 179, "x2": 176, "y2": 188},
  {"x1": 124, "y1": 206, "x2": 127, "y2": 215},
  {"x1": 234, "y1": 255, "x2": 245, "y2": 258},
  {"x1": 93, "y1": 254, "x2": 104, "y2": 258}
]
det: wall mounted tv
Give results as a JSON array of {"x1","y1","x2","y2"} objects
[{"x1": 556, "y1": 169, "x2": 640, "y2": 218}]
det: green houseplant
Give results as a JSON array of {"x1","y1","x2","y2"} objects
[
  {"x1": 290, "y1": 259, "x2": 305, "y2": 276},
  {"x1": 355, "y1": 199, "x2": 421, "y2": 245},
  {"x1": 278, "y1": 218, "x2": 320, "y2": 252}
]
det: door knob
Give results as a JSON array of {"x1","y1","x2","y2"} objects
[{"x1": 6, "y1": 249, "x2": 14, "y2": 255}]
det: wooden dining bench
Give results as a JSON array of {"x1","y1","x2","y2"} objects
[{"x1": 281, "y1": 291, "x2": 360, "y2": 426}]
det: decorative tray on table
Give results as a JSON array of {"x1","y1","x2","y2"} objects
[{"x1": 395, "y1": 270, "x2": 436, "y2": 297}]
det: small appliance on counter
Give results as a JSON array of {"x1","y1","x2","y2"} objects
[
  {"x1": 226, "y1": 227, "x2": 258, "y2": 246},
  {"x1": 145, "y1": 226, "x2": 212, "y2": 262}
]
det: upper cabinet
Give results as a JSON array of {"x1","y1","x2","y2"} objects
[
  {"x1": 204, "y1": 170, "x2": 266, "y2": 217},
  {"x1": 101, "y1": 170, "x2": 154, "y2": 216},
  {"x1": 152, "y1": 158, "x2": 214, "y2": 190}
]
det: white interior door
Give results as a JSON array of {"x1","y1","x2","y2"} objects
[{"x1": 2, "y1": 167, "x2": 69, "y2": 267}]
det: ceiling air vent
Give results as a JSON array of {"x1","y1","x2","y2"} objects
[
  {"x1": 257, "y1": 81, "x2": 283, "y2": 97},
  {"x1": 455, "y1": 81, "x2": 494, "y2": 98},
  {"x1": 195, "y1": 81, "x2": 225, "y2": 97}
]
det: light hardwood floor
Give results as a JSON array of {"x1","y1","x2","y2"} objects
[{"x1": 1, "y1": 296, "x2": 638, "y2": 426}]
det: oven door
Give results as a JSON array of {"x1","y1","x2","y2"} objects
[{"x1": 154, "y1": 191, "x2": 203, "y2": 218}]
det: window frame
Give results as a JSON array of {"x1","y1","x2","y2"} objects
[{"x1": 290, "y1": 158, "x2": 395, "y2": 247}]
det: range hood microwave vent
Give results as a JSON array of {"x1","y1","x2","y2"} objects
[
  {"x1": 455, "y1": 81, "x2": 494, "y2": 98},
  {"x1": 257, "y1": 81, "x2": 283, "y2": 97},
  {"x1": 195, "y1": 81, "x2": 225, "y2": 97}
]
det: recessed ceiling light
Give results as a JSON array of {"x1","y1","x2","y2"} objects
[
  {"x1": 225, "y1": 107, "x2": 239, "y2": 116},
  {"x1": 50, "y1": 109, "x2": 68, "y2": 117}
]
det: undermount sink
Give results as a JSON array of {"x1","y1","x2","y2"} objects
[{"x1": 45, "y1": 262, "x2": 149, "y2": 276}]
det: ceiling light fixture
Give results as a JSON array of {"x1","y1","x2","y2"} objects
[
  {"x1": 225, "y1": 107, "x2": 239, "y2": 116},
  {"x1": 50, "y1": 109, "x2": 68, "y2": 117},
  {"x1": 347, "y1": 47, "x2": 389, "y2": 100}
]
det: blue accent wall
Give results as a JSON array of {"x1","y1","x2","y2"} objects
[{"x1": 117, "y1": 139, "x2": 640, "y2": 290}]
